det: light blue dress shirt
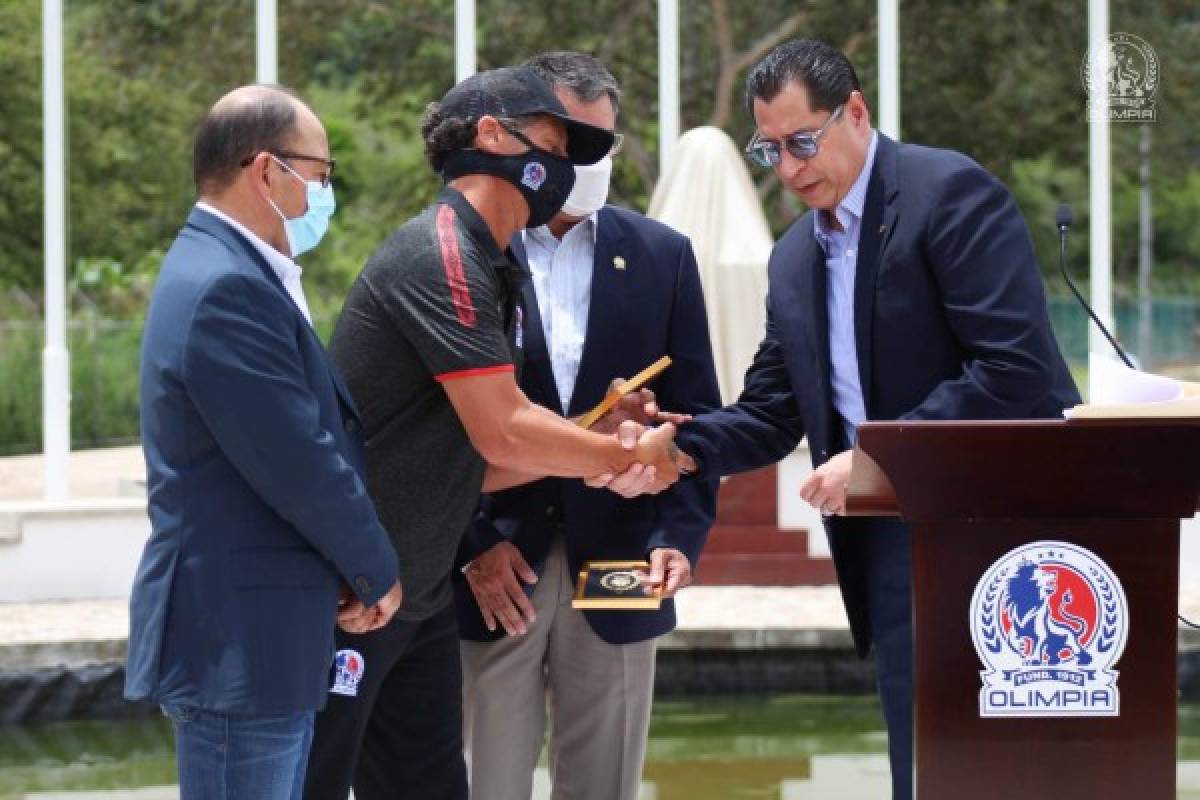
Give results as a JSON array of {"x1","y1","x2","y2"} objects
[
  {"x1": 812, "y1": 131, "x2": 878, "y2": 447},
  {"x1": 523, "y1": 215, "x2": 598, "y2": 414}
]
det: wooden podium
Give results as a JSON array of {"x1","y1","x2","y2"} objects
[{"x1": 847, "y1": 419, "x2": 1200, "y2": 799}]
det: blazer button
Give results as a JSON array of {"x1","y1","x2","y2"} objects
[
  {"x1": 545, "y1": 505, "x2": 557, "y2": 518},
  {"x1": 354, "y1": 576, "x2": 371, "y2": 595},
  {"x1": 344, "y1": 418, "x2": 360, "y2": 434}
]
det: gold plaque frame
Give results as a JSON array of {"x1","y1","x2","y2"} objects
[{"x1": 571, "y1": 560, "x2": 663, "y2": 610}]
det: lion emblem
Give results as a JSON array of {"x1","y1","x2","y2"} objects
[{"x1": 1002, "y1": 562, "x2": 1093, "y2": 668}]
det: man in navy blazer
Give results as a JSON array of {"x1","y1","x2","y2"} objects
[
  {"x1": 666, "y1": 41, "x2": 1080, "y2": 799},
  {"x1": 127, "y1": 85, "x2": 402, "y2": 800},
  {"x1": 454, "y1": 53, "x2": 721, "y2": 800}
]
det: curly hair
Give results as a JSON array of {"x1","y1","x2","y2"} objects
[{"x1": 420, "y1": 102, "x2": 478, "y2": 174}]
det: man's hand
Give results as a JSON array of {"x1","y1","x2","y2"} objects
[
  {"x1": 585, "y1": 421, "x2": 682, "y2": 497},
  {"x1": 799, "y1": 449, "x2": 854, "y2": 516},
  {"x1": 463, "y1": 542, "x2": 538, "y2": 636},
  {"x1": 638, "y1": 548, "x2": 692, "y2": 598},
  {"x1": 589, "y1": 381, "x2": 692, "y2": 435},
  {"x1": 631, "y1": 422, "x2": 680, "y2": 493},
  {"x1": 338, "y1": 579, "x2": 404, "y2": 634},
  {"x1": 585, "y1": 420, "x2": 657, "y2": 497}
]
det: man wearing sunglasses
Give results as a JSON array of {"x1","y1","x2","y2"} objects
[
  {"x1": 659, "y1": 40, "x2": 1080, "y2": 799},
  {"x1": 302, "y1": 66, "x2": 689, "y2": 800},
  {"x1": 128, "y1": 85, "x2": 403, "y2": 800}
]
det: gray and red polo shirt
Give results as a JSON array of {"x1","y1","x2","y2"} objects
[{"x1": 329, "y1": 187, "x2": 527, "y2": 621}]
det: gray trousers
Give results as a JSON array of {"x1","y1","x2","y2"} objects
[{"x1": 461, "y1": 537, "x2": 657, "y2": 800}]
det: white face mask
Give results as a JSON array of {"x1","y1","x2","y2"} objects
[{"x1": 559, "y1": 156, "x2": 612, "y2": 218}]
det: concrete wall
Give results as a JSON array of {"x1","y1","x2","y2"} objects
[{"x1": 0, "y1": 500, "x2": 148, "y2": 603}]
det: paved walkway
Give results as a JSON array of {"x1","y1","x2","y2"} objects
[
  {"x1": 3, "y1": 445, "x2": 1199, "y2": 669},
  {"x1": 5, "y1": 582, "x2": 1200, "y2": 670},
  {"x1": 0, "y1": 587, "x2": 854, "y2": 668},
  {"x1": 0, "y1": 446, "x2": 144, "y2": 501}
]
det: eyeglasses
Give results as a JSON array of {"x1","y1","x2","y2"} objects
[
  {"x1": 240, "y1": 150, "x2": 336, "y2": 188},
  {"x1": 608, "y1": 132, "x2": 625, "y2": 157},
  {"x1": 744, "y1": 104, "x2": 845, "y2": 168}
]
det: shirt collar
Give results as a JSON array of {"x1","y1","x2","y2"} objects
[
  {"x1": 523, "y1": 211, "x2": 599, "y2": 250},
  {"x1": 813, "y1": 129, "x2": 879, "y2": 245},
  {"x1": 194, "y1": 201, "x2": 301, "y2": 282},
  {"x1": 437, "y1": 186, "x2": 526, "y2": 274}
]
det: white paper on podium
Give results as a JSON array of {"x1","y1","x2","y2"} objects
[
  {"x1": 1064, "y1": 355, "x2": 1200, "y2": 418},
  {"x1": 1088, "y1": 355, "x2": 1184, "y2": 405}
]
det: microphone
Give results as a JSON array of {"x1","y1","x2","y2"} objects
[
  {"x1": 1056, "y1": 203, "x2": 1136, "y2": 370},
  {"x1": 1056, "y1": 203, "x2": 1072, "y2": 232}
]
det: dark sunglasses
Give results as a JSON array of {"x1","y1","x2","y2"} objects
[
  {"x1": 744, "y1": 104, "x2": 844, "y2": 168},
  {"x1": 499, "y1": 120, "x2": 622, "y2": 159},
  {"x1": 240, "y1": 150, "x2": 337, "y2": 188}
]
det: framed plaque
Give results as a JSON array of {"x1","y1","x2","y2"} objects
[{"x1": 571, "y1": 560, "x2": 663, "y2": 610}]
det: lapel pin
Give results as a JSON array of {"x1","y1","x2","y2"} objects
[
  {"x1": 878, "y1": 224, "x2": 888, "y2": 235},
  {"x1": 613, "y1": 256, "x2": 626, "y2": 270}
]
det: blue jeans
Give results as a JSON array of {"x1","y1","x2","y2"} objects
[{"x1": 163, "y1": 704, "x2": 315, "y2": 800}]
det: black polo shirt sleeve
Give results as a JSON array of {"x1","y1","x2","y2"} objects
[{"x1": 382, "y1": 203, "x2": 515, "y2": 383}]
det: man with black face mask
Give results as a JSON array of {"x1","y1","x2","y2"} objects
[
  {"x1": 454, "y1": 53, "x2": 722, "y2": 800},
  {"x1": 302, "y1": 66, "x2": 689, "y2": 800}
]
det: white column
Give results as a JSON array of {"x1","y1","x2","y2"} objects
[
  {"x1": 1137, "y1": 125, "x2": 1152, "y2": 364},
  {"x1": 455, "y1": 0, "x2": 476, "y2": 82},
  {"x1": 256, "y1": 0, "x2": 277, "y2": 83},
  {"x1": 1087, "y1": 0, "x2": 1113, "y2": 395},
  {"x1": 42, "y1": 0, "x2": 69, "y2": 500},
  {"x1": 877, "y1": 0, "x2": 900, "y2": 139},
  {"x1": 658, "y1": 0, "x2": 680, "y2": 175}
]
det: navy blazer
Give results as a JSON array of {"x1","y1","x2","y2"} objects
[
  {"x1": 676, "y1": 135, "x2": 1080, "y2": 654},
  {"x1": 454, "y1": 206, "x2": 721, "y2": 645},
  {"x1": 126, "y1": 208, "x2": 399, "y2": 715}
]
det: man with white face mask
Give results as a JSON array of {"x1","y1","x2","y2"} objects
[{"x1": 454, "y1": 52, "x2": 721, "y2": 800}]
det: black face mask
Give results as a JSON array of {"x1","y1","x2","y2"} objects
[{"x1": 441, "y1": 129, "x2": 577, "y2": 229}]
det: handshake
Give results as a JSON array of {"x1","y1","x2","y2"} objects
[{"x1": 584, "y1": 384, "x2": 696, "y2": 498}]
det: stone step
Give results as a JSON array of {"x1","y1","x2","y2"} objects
[
  {"x1": 702, "y1": 525, "x2": 812, "y2": 554},
  {"x1": 701, "y1": 465, "x2": 836, "y2": 586},
  {"x1": 695, "y1": 553, "x2": 838, "y2": 586},
  {"x1": 714, "y1": 465, "x2": 779, "y2": 526}
]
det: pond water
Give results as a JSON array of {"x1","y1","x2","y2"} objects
[{"x1": 3, "y1": 695, "x2": 1200, "y2": 798}]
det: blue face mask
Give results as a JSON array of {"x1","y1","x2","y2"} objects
[{"x1": 269, "y1": 156, "x2": 336, "y2": 257}]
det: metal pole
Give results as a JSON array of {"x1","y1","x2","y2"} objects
[
  {"x1": 1137, "y1": 124, "x2": 1153, "y2": 366},
  {"x1": 877, "y1": 0, "x2": 900, "y2": 139},
  {"x1": 256, "y1": 0, "x2": 277, "y2": 84},
  {"x1": 42, "y1": 0, "x2": 69, "y2": 500},
  {"x1": 455, "y1": 0, "x2": 476, "y2": 83},
  {"x1": 1087, "y1": 0, "x2": 1113, "y2": 395},
  {"x1": 658, "y1": 0, "x2": 680, "y2": 175}
]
